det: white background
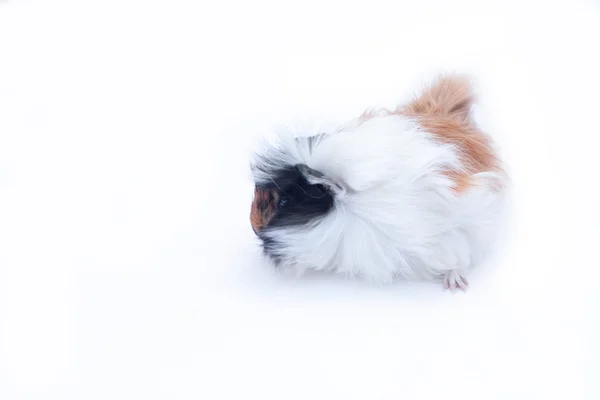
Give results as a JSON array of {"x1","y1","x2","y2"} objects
[{"x1": 1, "y1": 0, "x2": 599, "y2": 399}]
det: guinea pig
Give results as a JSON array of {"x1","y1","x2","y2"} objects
[{"x1": 249, "y1": 74, "x2": 507, "y2": 291}]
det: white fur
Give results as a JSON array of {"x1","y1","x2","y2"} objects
[{"x1": 252, "y1": 114, "x2": 506, "y2": 285}]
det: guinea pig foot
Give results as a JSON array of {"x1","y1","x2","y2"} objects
[{"x1": 443, "y1": 270, "x2": 469, "y2": 292}]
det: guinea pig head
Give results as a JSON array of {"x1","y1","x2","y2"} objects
[{"x1": 249, "y1": 163, "x2": 337, "y2": 236}]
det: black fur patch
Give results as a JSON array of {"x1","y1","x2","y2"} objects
[
  {"x1": 259, "y1": 164, "x2": 335, "y2": 229},
  {"x1": 252, "y1": 133, "x2": 335, "y2": 262},
  {"x1": 258, "y1": 234, "x2": 283, "y2": 265},
  {"x1": 255, "y1": 164, "x2": 335, "y2": 262}
]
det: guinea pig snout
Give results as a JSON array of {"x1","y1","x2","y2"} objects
[{"x1": 250, "y1": 187, "x2": 278, "y2": 234}]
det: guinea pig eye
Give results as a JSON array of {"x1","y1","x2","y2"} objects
[{"x1": 278, "y1": 197, "x2": 289, "y2": 208}]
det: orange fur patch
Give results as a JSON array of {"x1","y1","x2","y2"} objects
[
  {"x1": 399, "y1": 75, "x2": 502, "y2": 193},
  {"x1": 361, "y1": 75, "x2": 503, "y2": 193},
  {"x1": 250, "y1": 187, "x2": 279, "y2": 232}
]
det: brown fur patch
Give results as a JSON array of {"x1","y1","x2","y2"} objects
[
  {"x1": 250, "y1": 187, "x2": 279, "y2": 232},
  {"x1": 401, "y1": 74, "x2": 476, "y2": 124},
  {"x1": 397, "y1": 75, "x2": 503, "y2": 193},
  {"x1": 411, "y1": 116, "x2": 499, "y2": 174}
]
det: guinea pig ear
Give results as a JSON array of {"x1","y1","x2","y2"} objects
[{"x1": 296, "y1": 164, "x2": 351, "y2": 195}]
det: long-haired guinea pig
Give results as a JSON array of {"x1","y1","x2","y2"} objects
[{"x1": 249, "y1": 74, "x2": 507, "y2": 291}]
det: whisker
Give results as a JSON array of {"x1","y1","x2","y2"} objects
[
  {"x1": 267, "y1": 176, "x2": 292, "y2": 197},
  {"x1": 267, "y1": 175, "x2": 329, "y2": 200},
  {"x1": 295, "y1": 184, "x2": 329, "y2": 199}
]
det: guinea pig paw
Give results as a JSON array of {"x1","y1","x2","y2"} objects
[{"x1": 443, "y1": 270, "x2": 469, "y2": 292}]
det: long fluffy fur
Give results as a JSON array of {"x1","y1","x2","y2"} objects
[{"x1": 252, "y1": 75, "x2": 507, "y2": 288}]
